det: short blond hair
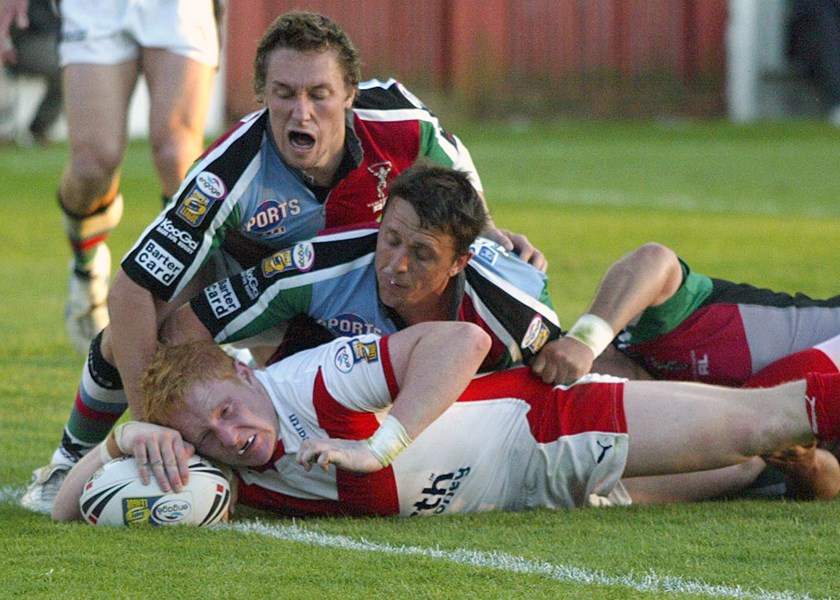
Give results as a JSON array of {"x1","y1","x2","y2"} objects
[{"x1": 141, "y1": 341, "x2": 241, "y2": 425}]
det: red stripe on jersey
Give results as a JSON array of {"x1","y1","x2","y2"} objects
[
  {"x1": 460, "y1": 368, "x2": 627, "y2": 441},
  {"x1": 324, "y1": 118, "x2": 419, "y2": 229},
  {"x1": 378, "y1": 335, "x2": 399, "y2": 399},
  {"x1": 235, "y1": 477, "x2": 348, "y2": 518},
  {"x1": 311, "y1": 366, "x2": 400, "y2": 515},
  {"x1": 458, "y1": 295, "x2": 508, "y2": 371}
]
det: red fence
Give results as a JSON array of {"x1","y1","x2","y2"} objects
[{"x1": 224, "y1": 0, "x2": 728, "y2": 122}]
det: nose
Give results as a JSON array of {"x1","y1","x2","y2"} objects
[
  {"x1": 214, "y1": 426, "x2": 239, "y2": 450},
  {"x1": 291, "y1": 93, "x2": 313, "y2": 123},
  {"x1": 386, "y1": 248, "x2": 409, "y2": 274}
]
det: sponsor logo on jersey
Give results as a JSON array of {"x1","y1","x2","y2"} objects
[
  {"x1": 245, "y1": 198, "x2": 301, "y2": 237},
  {"x1": 287, "y1": 413, "x2": 309, "y2": 441},
  {"x1": 292, "y1": 241, "x2": 315, "y2": 271},
  {"x1": 260, "y1": 242, "x2": 315, "y2": 277},
  {"x1": 176, "y1": 188, "x2": 214, "y2": 227},
  {"x1": 521, "y1": 315, "x2": 549, "y2": 353},
  {"x1": 410, "y1": 467, "x2": 471, "y2": 516},
  {"x1": 319, "y1": 313, "x2": 381, "y2": 336},
  {"x1": 333, "y1": 338, "x2": 379, "y2": 373},
  {"x1": 261, "y1": 249, "x2": 294, "y2": 277},
  {"x1": 135, "y1": 240, "x2": 184, "y2": 285},
  {"x1": 155, "y1": 219, "x2": 199, "y2": 254},
  {"x1": 204, "y1": 280, "x2": 241, "y2": 318},
  {"x1": 195, "y1": 171, "x2": 226, "y2": 199},
  {"x1": 240, "y1": 268, "x2": 260, "y2": 300},
  {"x1": 366, "y1": 161, "x2": 392, "y2": 213}
]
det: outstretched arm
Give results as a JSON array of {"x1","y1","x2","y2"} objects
[
  {"x1": 531, "y1": 242, "x2": 683, "y2": 384},
  {"x1": 296, "y1": 321, "x2": 492, "y2": 473}
]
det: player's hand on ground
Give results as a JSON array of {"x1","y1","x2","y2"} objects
[
  {"x1": 530, "y1": 337, "x2": 595, "y2": 385},
  {"x1": 115, "y1": 421, "x2": 196, "y2": 492},
  {"x1": 483, "y1": 227, "x2": 548, "y2": 272},
  {"x1": 296, "y1": 438, "x2": 384, "y2": 474}
]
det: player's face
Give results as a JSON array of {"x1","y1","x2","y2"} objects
[
  {"x1": 166, "y1": 364, "x2": 279, "y2": 468},
  {"x1": 263, "y1": 47, "x2": 356, "y2": 187},
  {"x1": 375, "y1": 197, "x2": 470, "y2": 324}
]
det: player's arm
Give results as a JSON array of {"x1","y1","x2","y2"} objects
[
  {"x1": 531, "y1": 242, "x2": 683, "y2": 384},
  {"x1": 296, "y1": 321, "x2": 491, "y2": 473},
  {"x1": 107, "y1": 271, "x2": 165, "y2": 420}
]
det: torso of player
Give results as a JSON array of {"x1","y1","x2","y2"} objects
[
  {"x1": 122, "y1": 79, "x2": 475, "y2": 302},
  {"x1": 235, "y1": 336, "x2": 535, "y2": 517}
]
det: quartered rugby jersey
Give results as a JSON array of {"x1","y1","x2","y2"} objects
[
  {"x1": 121, "y1": 78, "x2": 481, "y2": 302},
  {"x1": 191, "y1": 227, "x2": 562, "y2": 372}
]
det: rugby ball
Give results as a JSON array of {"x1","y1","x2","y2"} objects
[{"x1": 79, "y1": 455, "x2": 230, "y2": 527}]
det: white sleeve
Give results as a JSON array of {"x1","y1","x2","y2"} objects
[{"x1": 318, "y1": 334, "x2": 396, "y2": 413}]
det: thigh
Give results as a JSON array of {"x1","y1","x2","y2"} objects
[
  {"x1": 62, "y1": 62, "x2": 137, "y2": 157},
  {"x1": 141, "y1": 49, "x2": 216, "y2": 141}
]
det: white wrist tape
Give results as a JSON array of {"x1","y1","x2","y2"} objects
[
  {"x1": 113, "y1": 422, "x2": 133, "y2": 453},
  {"x1": 565, "y1": 314, "x2": 614, "y2": 358},
  {"x1": 366, "y1": 415, "x2": 412, "y2": 467},
  {"x1": 99, "y1": 439, "x2": 120, "y2": 464}
]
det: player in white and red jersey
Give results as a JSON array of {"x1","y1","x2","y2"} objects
[{"x1": 52, "y1": 321, "x2": 840, "y2": 521}]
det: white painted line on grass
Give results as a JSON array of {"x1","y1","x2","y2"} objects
[
  {"x1": 228, "y1": 520, "x2": 824, "y2": 600},
  {"x1": 0, "y1": 489, "x2": 825, "y2": 600}
]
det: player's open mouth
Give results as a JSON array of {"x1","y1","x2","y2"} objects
[
  {"x1": 288, "y1": 131, "x2": 315, "y2": 150},
  {"x1": 238, "y1": 435, "x2": 256, "y2": 455}
]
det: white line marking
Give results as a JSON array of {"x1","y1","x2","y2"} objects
[
  {"x1": 227, "y1": 520, "x2": 825, "y2": 600},
  {"x1": 0, "y1": 488, "x2": 826, "y2": 599}
]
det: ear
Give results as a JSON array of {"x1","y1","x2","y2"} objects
[
  {"x1": 235, "y1": 361, "x2": 257, "y2": 386},
  {"x1": 448, "y1": 251, "x2": 472, "y2": 277},
  {"x1": 344, "y1": 86, "x2": 356, "y2": 110}
]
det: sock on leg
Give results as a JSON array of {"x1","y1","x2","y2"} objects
[
  {"x1": 55, "y1": 331, "x2": 127, "y2": 464},
  {"x1": 60, "y1": 193, "x2": 124, "y2": 271}
]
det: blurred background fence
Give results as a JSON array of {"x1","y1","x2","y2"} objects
[{"x1": 8, "y1": 0, "x2": 831, "y2": 138}]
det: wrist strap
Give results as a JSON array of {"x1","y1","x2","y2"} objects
[
  {"x1": 99, "y1": 428, "x2": 123, "y2": 463},
  {"x1": 565, "y1": 314, "x2": 614, "y2": 358},
  {"x1": 366, "y1": 415, "x2": 412, "y2": 467}
]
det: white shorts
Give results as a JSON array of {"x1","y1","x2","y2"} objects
[
  {"x1": 58, "y1": 0, "x2": 220, "y2": 67},
  {"x1": 524, "y1": 431, "x2": 632, "y2": 509}
]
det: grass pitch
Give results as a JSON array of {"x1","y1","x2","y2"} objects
[{"x1": 2, "y1": 120, "x2": 840, "y2": 599}]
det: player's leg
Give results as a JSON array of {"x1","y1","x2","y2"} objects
[
  {"x1": 59, "y1": 61, "x2": 137, "y2": 353},
  {"x1": 20, "y1": 326, "x2": 130, "y2": 514},
  {"x1": 621, "y1": 376, "x2": 840, "y2": 477},
  {"x1": 141, "y1": 48, "x2": 216, "y2": 202},
  {"x1": 622, "y1": 459, "x2": 766, "y2": 504}
]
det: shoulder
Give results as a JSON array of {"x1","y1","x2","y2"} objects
[{"x1": 354, "y1": 78, "x2": 430, "y2": 112}]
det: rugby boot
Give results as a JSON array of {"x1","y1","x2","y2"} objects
[
  {"x1": 20, "y1": 463, "x2": 72, "y2": 514},
  {"x1": 65, "y1": 244, "x2": 111, "y2": 354}
]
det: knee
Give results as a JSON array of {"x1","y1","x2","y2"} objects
[{"x1": 68, "y1": 141, "x2": 124, "y2": 189}]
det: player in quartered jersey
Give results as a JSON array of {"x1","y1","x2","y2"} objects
[
  {"x1": 536, "y1": 242, "x2": 840, "y2": 387},
  {"x1": 21, "y1": 10, "x2": 545, "y2": 515}
]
